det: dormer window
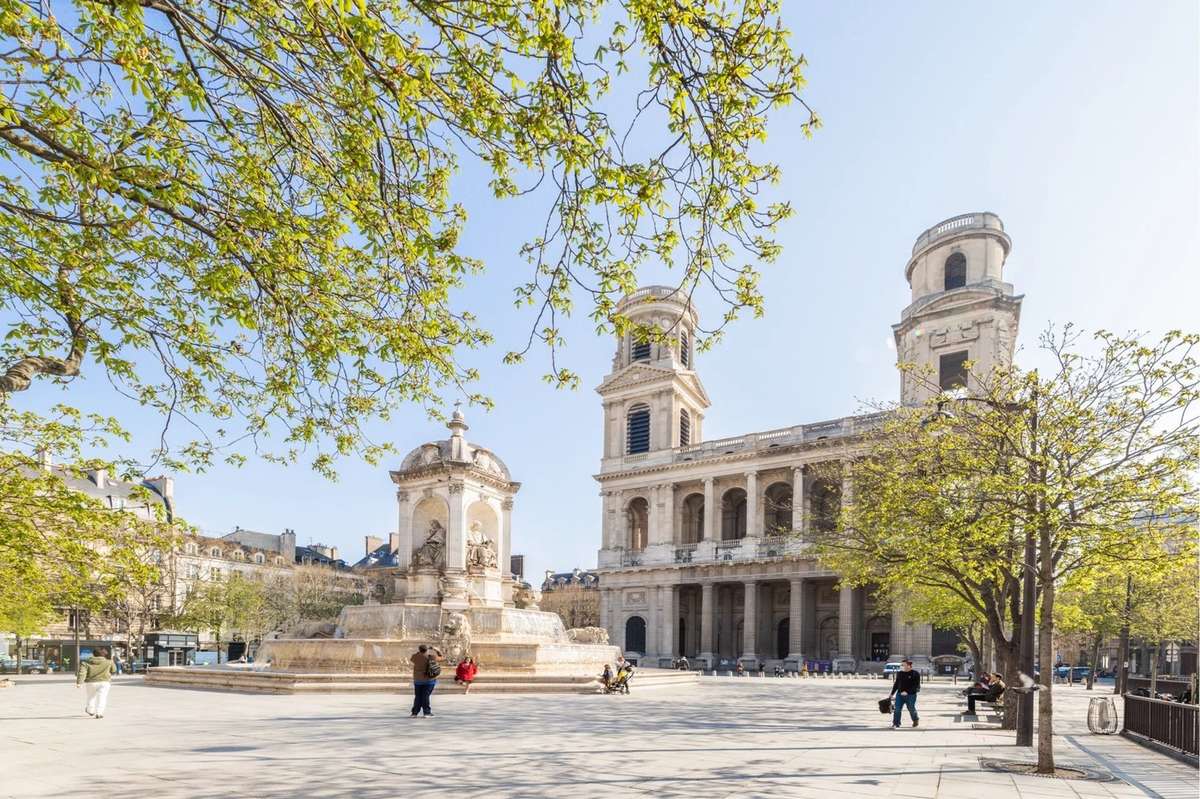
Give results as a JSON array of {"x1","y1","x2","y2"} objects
[
  {"x1": 944, "y1": 252, "x2": 966, "y2": 290},
  {"x1": 210, "y1": 547, "x2": 221, "y2": 558},
  {"x1": 626, "y1": 403, "x2": 651, "y2": 454}
]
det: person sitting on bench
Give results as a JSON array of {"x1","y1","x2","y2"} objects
[{"x1": 966, "y1": 673, "x2": 1006, "y2": 715}]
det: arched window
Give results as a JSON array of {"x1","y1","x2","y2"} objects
[
  {"x1": 626, "y1": 498, "x2": 649, "y2": 551},
  {"x1": 631, "y1": 337, "x2": 651, "y2": 363},
  {"x1": 625, "y1": 616, "x2": 647, "y2": 653},
  {"x1": 944, "y1": 252, "x2": 966, "y2": 290},
  {"x1": 626, "y1": 403, "x2": 651, "y2": 454},
  {"x1": 210, "y1": 547, "x2": 221, "y2": 558},
  {"x1": 810, "y1": 478, "x2": 841, "y2": 533},
  {"x1": 764, "y1": 482, "x2": 793, "y2": 534},
  {"x1": 680, "y1": 330, "x2": 690, "y2": 367},
  {"x1": 254, "y1": 553, "x2": 265, "y2": 565},
  {"x1": 679, "y1": 408, "x2": 691, "y2": 447},
  {"x1": 721, "y1": 488, "x2": 747, "y2": 540},
  {"x1": 680, "y1": 493, "x2": 705, "y2": 543}
]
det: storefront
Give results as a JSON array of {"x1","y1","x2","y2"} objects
[
  {"x1": 141, "y1": 632, "x2": 199, "y2": 667},
  {"x1": 26, "y1": 639, "x2": 129, "y2": 673}
]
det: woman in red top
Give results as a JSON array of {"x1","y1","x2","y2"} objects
[{"x1": 454, "y1": 657, "x2": 479, "y2": 693}]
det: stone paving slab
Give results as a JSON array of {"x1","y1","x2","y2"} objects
[{"x1": 0, "y1": 676, "x2": 1194, "y2": 798}]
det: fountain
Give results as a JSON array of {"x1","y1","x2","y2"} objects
[{"x1": 146, "y1": 408, "x2": 687, "y2": 694}]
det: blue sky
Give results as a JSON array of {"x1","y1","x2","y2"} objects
[{"x1": 15, "y1": 2, "x2": 1198, "y2": 582}]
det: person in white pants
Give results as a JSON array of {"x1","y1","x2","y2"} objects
[
  {"x1": 76, "y1": 646, "x2": 116, "y2": 719},
  {"x1": 85, "y1": 681, "x2": 111, "y2": 717}
]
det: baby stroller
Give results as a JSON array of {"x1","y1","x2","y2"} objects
[{"x1": 604, "y1": 668, "x2": 634, "y2": 694}]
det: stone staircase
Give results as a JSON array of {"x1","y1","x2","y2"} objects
[{"x1": 144, "y1": 666, "x2": 700, "y2": 695}]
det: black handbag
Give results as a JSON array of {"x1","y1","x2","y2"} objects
[{"x1": 878, "y1": 697, "x2": 893, "y2": 714}]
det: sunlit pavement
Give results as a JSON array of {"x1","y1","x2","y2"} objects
[{"x1": 1, "y1": 675, "x2": 1195, "y2": 798}]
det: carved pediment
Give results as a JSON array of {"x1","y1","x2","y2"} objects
[{"x1": 596, "y1": 364, "x2": 711, "y2": 406}]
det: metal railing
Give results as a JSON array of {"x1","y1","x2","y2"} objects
[{"x1": 1123, "y1": 694, "x2": 1199, "y2": 757}]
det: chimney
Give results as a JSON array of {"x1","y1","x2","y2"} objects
[
  {"x1": 143, "y1": 475, "x2": 176, "y2": 521},
  {"x1": 38, "y1": 449, "x2": 52, "y2": 472},
  {"x1": 365, "y1": 535, "x2": 383, "y2": 557},
  {"x1": 389, "y1": 532, "x2": 400, "y2": 554},
  {"x1": 92, "y1": 468, "x2": 108, "y2": 489},
  {"x1": 328, "y1": 546, "x2": 338, "y2": 562},
  {"x1": 279, "y1": 528, "x2": 296, "y2": 564}
]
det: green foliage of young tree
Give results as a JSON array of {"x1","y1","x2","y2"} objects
[
  {"x1": 0, "y1": 1, "x2": 814, "y2": 624},
  {"x1": 815, "y1": 327, "x2": 1199, "y2": 772},
  {"x1": 174, "y1": 575, "x2": 267, "y2": 663},
  {"x1": 1126, "y1": 536, "x2": 1200, "y2": 694},
  {"x1": 0, "y1": 409, "x2": 168, "y2": 631},
  {"x1": 894, "y1": 585, "x2": 989, "y2": 671},
  {"x1": 0, "y1": 0, "x2": 816, "y2": 474}
]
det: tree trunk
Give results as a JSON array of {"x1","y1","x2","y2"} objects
[
  {"x1": 1115, "y1": 576, "x2": 1132, "y2": 695},
  {"x1": 13, "y1": 635, "x2": 21, "y2": 675},
  {"x1": 1149, "y1": 646, "x2": 1159, "y2": 696},
  {"x1": 999, "y1": 646, "x2": 1020, "y2": 730},
  {"x1": 1086, "y1": 635, "x2": 1101, "y2": 690},
  {"x1": 1036, "y1": 526, "x2": 1056, "y2": 774}
]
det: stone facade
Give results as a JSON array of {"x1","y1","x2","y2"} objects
[{"x1": 595, "y1": 213, "x2": 1022, "y2": 671}]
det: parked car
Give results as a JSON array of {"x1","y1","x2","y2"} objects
[
  {"x1": 882, "y1": 662, "x2": 902, "y2": 676},
  {"x1": 0, "y1": 657, "x2": 47, "y2": 674}
]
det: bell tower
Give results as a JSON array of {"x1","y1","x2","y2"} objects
[
  {"x1": 892, "y1": 213, "x2": 1023, "y2": 405},
  {"x1": 596, "y1": 286, "x2": 710, "y2": 471}
]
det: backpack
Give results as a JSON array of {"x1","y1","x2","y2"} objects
[{"x1": 424, "y1": 657, "x2": 442, "y2": 679}]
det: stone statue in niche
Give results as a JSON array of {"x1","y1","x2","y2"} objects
[
  {"x1": 412, "y1": 520, "x2": 446, "y2": 569},
  {"x1": 466, "y1": 520, "x2": 498, "y2": 572}
]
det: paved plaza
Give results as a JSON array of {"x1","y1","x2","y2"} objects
[{"x1": 1, "y1": 675, "x2": 1195, "y2": 798}]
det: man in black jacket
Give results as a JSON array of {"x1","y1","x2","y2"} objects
[{"x1": 889, "y1": 659, "x2": 920, "y2": 729}]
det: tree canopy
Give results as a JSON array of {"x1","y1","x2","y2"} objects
[
  {"x1": 814, "y1": 327, "x2": 1199, "y2": 771},
  {"x1": 0, "y1": 0, "x2": 816, "y2": 477}
]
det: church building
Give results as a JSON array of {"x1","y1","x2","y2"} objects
[{"x1": 594, "y1": 212, "x2": 1022, "y2": 671}]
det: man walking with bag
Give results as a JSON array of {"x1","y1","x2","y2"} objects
[
  {"x1": 409, "y1": 644, "x2": 444, "y2": 717},
  {"x1": 889, "y1": 659, "x2": 920, "y2": 729},
  {"x1": 76, "y1": 646, "x2": 116, "y2": 719}
]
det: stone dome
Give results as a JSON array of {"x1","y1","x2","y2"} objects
[{"x1": 397, "y1": 408, "x2": 512, "y2": 479}]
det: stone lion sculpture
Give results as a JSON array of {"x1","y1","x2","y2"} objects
[
  {"x1": 567, "y1": 627, "x2": 610, "y2": 645},
  {"x1": 441, "y1": 611, "x2": 472, "y2": 663}
]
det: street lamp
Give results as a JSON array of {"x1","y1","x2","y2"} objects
[{"x1": 923, "y1": 392, "x2": 1037, "y2": 748}]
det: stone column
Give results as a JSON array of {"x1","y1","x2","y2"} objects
[
  {"x1": 741, "y1": 580, "x2": 757, "y2": 661},
  {"x1": 890, "y1": 601, "x2": 906, "y2": 659},
  {"x1": 647, "y1": 484, "x2": 660, "y2": 546},
  {"x1": 500, "y1": 498, "x2": 513, "y2": 577},
  {"x1": 659, "y1": 483, "x2": 674, "y2": 545},
  {"x1": 699, "y1": 582, "x2": 715, "y2": 664},
  {"x1": 788, "y1": 577, "x2": 805, "y2": 660},
  {"x1": 446, "y1": 482, "x2": 467, "y2": 571},
  {"x1": 395, "y1": 490, "x2": 412, "y2": 570},
  {"x1": 841, "y1": 462, "x2": 855, "y2": 515},
  {"x1": 644, "y1": 584, "x2": 658, "y2": 661},
  {"x1": 791, "y1": 466, "x2": 806, "y2": 535},
  {"x1": 745, "y1": 471, "x2": 759, "y2": 538},
  {"x1": 838, "y1": 585, "x2": 854, "y2": 657},
  {"x1": 702, "y1": 478, "x2": 715, "y2": 541},
  {"x1": 660, "y1": 585, "x2": 677, "y2": 662}
]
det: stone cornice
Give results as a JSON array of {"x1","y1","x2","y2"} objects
[
  {"x1": 389, "y1": 462, "x2": 520, "y2": 494},
  {"x1": 594, "y1": 432, "x2": 871, "y2": 484}
]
